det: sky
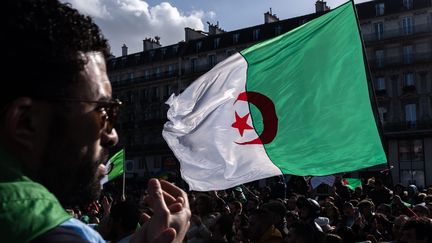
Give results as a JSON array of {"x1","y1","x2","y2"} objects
[{"x1": 61, "y1": 0, "x2": 371, "y2": 57}]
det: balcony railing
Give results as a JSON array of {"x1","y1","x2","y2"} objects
[
  {"x1": 383, "y1": 120, "x2": 432, "y2": 133},
  {"x1": 363, "y1": 23, "x2": 432, "y2": 43},
  {"x1": 181, "y1": 63, "x2": 213, "y2": 76},
  {"x1": 368, "y1": 52, "x2": 432, "y2": 69},
  {"x1": 112, "y1": 71, "x2": 177, "y2": 88}
]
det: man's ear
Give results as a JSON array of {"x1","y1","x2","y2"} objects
[{"x1": 3, "y1": 97, "x2": 37, "y2": 152}]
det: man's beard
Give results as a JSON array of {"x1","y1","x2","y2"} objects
[{"x1": 33, "y1": 121, "x2": 109, "y2": 207}]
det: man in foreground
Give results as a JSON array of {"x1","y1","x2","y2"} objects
[{"x1": 0, "y1": 0, "x2": 190, "y2": 242}]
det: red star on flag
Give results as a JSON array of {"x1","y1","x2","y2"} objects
[{"x1": 231, "y1": 112, "x2": 253, "y2": 136}]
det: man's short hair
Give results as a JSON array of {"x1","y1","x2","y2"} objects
[{"x1": 2, "y1": 0, "x2": 110, "y2": 108}]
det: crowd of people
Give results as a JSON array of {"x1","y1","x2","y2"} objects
[{"x1": 66, "y1": 175, "x2": 432, "y2": 243}]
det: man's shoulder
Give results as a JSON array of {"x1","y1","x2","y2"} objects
[{"x1": 31, "y1": 218, "x2": 106, "y2": 243}]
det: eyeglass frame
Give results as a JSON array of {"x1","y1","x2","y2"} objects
[{"x1": 33, "y1": 97, "x2": 122, "y2": 133}]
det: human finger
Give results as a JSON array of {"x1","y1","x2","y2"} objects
[{"x1": 151, "y1": 228, "x2": 176, "y2": 243}]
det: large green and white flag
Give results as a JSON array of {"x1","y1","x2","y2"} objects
[
  {"x1": 100, "y1": 149, "x2": 124, "y2": 185},
  {"x1": 163, "y1": 1, "x2": 387, "y2": 191}
]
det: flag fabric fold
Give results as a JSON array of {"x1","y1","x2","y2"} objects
[
  {"x1": 101, "y1": 149, "x2": 125, "y2": 185},
  {"x1": 163, "y1": 1, "x2": 387, "y2": 191}
]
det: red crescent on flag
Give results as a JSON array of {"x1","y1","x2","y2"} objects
[{"x1": 234, "y1": 91, "x2": 278, "y2": 145}]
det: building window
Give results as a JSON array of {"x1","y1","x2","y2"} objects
[
  {"x1": 398, "y1": 139, "x2": 424, "y2": 187},
  {"x1": 155, "y1": 67, "x2": 161, "y2": 78},
  {"x1": 275, "y1": 25, "x2": 282, "y2": 35},
  {"x1": 196, "y1": 41, "x2": 202, "y2": 52},
  {"x1": 233, "y1": 33, "x2": 240, "y2": 44},
  {"x1": 253, "y1": 29, "x2": 260, "y2": 40},
  {"x1": 404, "y1": 72, "x2": 415, "y2": 87},
  {"x1": 144, "y1": 70, "x2": 150, "y2": 80},
  {"x1": 164, "y1": 85, "x2": 172, "y2": 99},
  {"x1": 167, "y1": 64, "x2": 174, "y2": 76},
  {"x1": 374, "y1": 22, "x2": 384, "y2": 40},
  {"x1": 378, "y1": 107, "x2": 388, "y2": 125},
  {"x1": 402, "y1": 16, "x2": 412, "y2": 35},
  {"x1": 403, "y1": 0, "x2": 413, "y2": 10},
  {"x1": 375, "y1": 49, "x2": 384, "y2": 67},
  {"x1": 375, "y1": 3, "x2": 385, "y2": 16},
  {"x1": 403, "y1": 45, "x2": 413, "y2": 64},
  {"x1": 208, "y1": 54, "x2": 216, "y2": 68},
  {"x1": 375, "y1": 77, "x2": 385, "y2": 90},
  {"x1": 191, "y1": 58, "x2": 197, "y2": 72},
  {"x1": 139, "y1": 160, "x2": 145, "y2": 169},
  {"x1": 151, "y1": 87, "x2": 159, "y2": 101},
  {"x1": 404, "y1": 103, "x2": 417, "y2": 125},
  {"x1": 161, "y1": 48, "x2": 166, "y2": 56},
  {"x1": 173, "y1": 45, "x2": 179, "y2": 53},
  {"x1": 214, "y1": 38, "x2": 220, "y2": 49}
]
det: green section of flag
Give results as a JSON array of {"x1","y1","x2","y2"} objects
[
  {"x1": 343, "y1": 178, "x2": 362, "y2": 191},
  {"x1": 108, "y1": 149, "x2": 124, "y2": 181},
  {"x1": 241, "y1": 1, "x2": 386, "y2": 175}
]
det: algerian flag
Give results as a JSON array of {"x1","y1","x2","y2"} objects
[
  {"x1": 163, "y1": 2, "x2": 387, "y2": 191},
  {"x1": 342, "y1": 178, "x2": 362, "y2": 191},
  {"x1": 100, "y1": 149, "x2": 125, "y2": 185}
]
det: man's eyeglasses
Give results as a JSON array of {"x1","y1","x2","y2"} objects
[{"x1": 37, "y1": 97, "x2": 122, "y2": 133}]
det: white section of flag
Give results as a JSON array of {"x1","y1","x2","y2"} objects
[{"x1": 163, "y1": 53, "x2": 282, "y2": 191}]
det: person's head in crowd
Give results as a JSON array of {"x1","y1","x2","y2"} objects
[
  {"x1": 233, "y1": 186, "x2": 247, "y2": 203},
  {"x1": 246, "y1": 208, "x2": 282, "y2": 242},
  {"x1": 195, "y1": 193, "x2": 215, "y2": 216},
  {"x1": 373, "y1": 178, "x2": 385, "y2": 188},
  {"x1": 342, "y1": 202, "x2": 356, "y2": 217},
  {"x1": 376, "y1": 203, "x2": 392, "y2": 219},
  {"x1": 358, "y1": 200, "x2": 375, "y2": 219},
  {"x1": 246, "y1": 196, "x2": 260, "y2": 212},
  {"x1": 354, "y1": 186, "x2": 363, "y2": 195},
  {"x1": 233, "y1": 214, "x2": 249, "y2": 232},
  {"x1": 418, "y1": 193, "x2": 428, "y2": 203},
  {"x1": 395, "y1": 183, "x2": 406, "y2": 196},
  {"x1": 371, "y1": 213, "x2": 392, "y2": 236},
  {"x1": 336, "y1": 226, "x2": 356, "y2": 243},
  {"x1": 392, "y1": 215, "x2": 409, "y2": 242},
  {"x1": 350, "y1": 199, "x2": 359, "y2": 207},
  {"x1": 107, "y1": 201, "x2": 141, "y2": 242},
  {"x1": 413, "y1": 204, "x2": 430, "y2": 218},
  {"x1": 210, "y1": 214, "x2": 234, "y2": 242},
  {"x1": 400, "y1": 217, "x2": 432, "y2": 243},
  {"x1": 323, "y1": 233, "x2": 343, "y2": 243},
  {"x1": 296, "y1": 196, "x2": 321, "y2": 222},
  {"x1": 214, "y1": 196, "x2": 230, "y2": 215},
  {"x1": 314, "y1": 217, "x2": 335, "y2": 233},
  {"x1": 262, "y1": 200, "x2": 288, "y2": 236},
  {"x1": 427, "y1": 187, "x2": 432, "y2": 196},
  {"x1": 407, "y1": 184, "x2": 419, "y2": 197},
  {"x1": 287, "y1": 194, "x2": 299, "y2": 211},
  {"x1": 285, "y1": 221, "x2": 315, "y2": 243},
  {"x1": 229, "y1": 200, "x2": 243, "y2": 216},
  {"x1": 323, "y1": 201, "x2": 341, "y2": 224},
  {"x1": 424, "y1": 195, "x2": 432, "y2": 204},
  {"x1": 2, "y1": 0, "x2": 115, "y2": 208},
  {"x1": 285, "y1": 210, "x2": 299, "y2": 229},
  {"x1": 367, "y1": 177, "x2": 376, "y2": 187}
]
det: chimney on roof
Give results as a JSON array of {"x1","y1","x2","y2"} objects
[
  {"x1": 207, "y1": 21, "x2": 225, "y2": 35},
  {"x1": 264, "y1": 8, "x2": 279, "y2": 24},
  {"x1": 143, "y1": 37, "x2": 162, "y2": 51},
  {"x1": 185, "y1": 27, "x2": 207, "y2": 41},
  {"x1": 315, "y1": 0, "x2": 330, "y2": 13},
  {"x1": 121, "y1": 44, "x2": 128, "y2": 56}
]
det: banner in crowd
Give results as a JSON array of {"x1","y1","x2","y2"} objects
[
  {"x1": 163, "y1": 1, "x2": 387, "y2": 191},
  {"x1": 100, "y1": 149, "x2": 125, "y2": 185}
]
